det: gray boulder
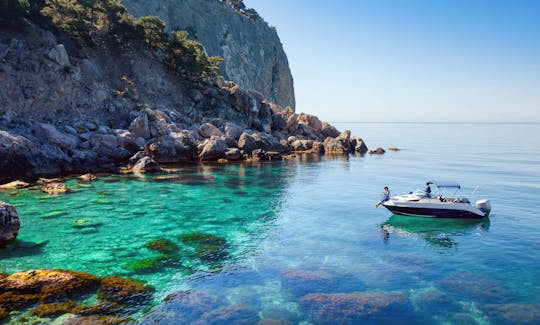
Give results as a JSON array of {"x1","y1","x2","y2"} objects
[
  {"x1": 224, "y1": 122, "x2": 243, "y2": 140},
  {"x1": 128, "y1": 111, "x2": 150, "y2": 139},
  {"x1": 113, "y1": 129, "x2": 145, "y2": 153},
  {"x1": 224, "y1": 148, "x2": 242, "y2": 161},
  {"x1": 145, "y1": 131, "x2": 197, "y2": 163},
  {"x1": 33, "y1": 123, "x2": 78, "y2": 150},
  {"x1": 238, "y1": 132, "x2": 257, "y2": 154},
  {"x1": 199, "y1": 138, "x2": 227, "y2": 160},
  {"x1": 350, "y1": 136, "x2": 368, "y2": 154},
  {"x1": 45, "y1": 44, "x2": 70, "y2": 66},
  {"x1": 321, "y1": 122, "x2": 340, "y2": 138},
  {"x1": 0, "y1": 201, "x2": 21, "y2": 246},
  {"x1": 132, "y1": 156, "x2": 161, "y2": 173},
  {"x1": 199, "y1": 123, "x2": 223, "y2": 138}
]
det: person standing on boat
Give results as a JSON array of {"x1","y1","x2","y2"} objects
[
  {"x1": 375, "y1": 186, "x2": 390, "y2": 208},
  {"x1": 425, "y1": 182, "x2": 432, "y2": 197}
]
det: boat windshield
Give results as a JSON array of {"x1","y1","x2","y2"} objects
[{"x1": 412, "y1": 190, "x2": 429, "y2": 197}]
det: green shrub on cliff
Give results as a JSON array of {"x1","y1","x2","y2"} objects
[{"x1": 4, "y1": 0, "x2": 222, "y2": 79}]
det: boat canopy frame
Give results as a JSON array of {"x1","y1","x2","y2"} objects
[{"x1": 430, "y1": 181, "x2": 461, "y2": 189}]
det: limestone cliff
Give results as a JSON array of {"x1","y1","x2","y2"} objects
[{"x1": 122, "y1": 0, "x2": 295, "y2": 110}]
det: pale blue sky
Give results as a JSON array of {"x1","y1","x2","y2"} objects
[{"x1": 245, "y1": 0, "x2": 540, "y2": 122}]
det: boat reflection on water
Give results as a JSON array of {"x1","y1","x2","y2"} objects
[{"x1": 381, "y1": 214, "x2": 490, "y2": 248}]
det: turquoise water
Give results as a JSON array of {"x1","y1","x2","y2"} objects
[{"x1": 1, "y1": 123, "x2": 539, "y2": 324}]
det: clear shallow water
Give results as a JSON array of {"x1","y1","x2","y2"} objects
[{"x1": 1, "y1": 123, "x2": 539, "y2": 324}]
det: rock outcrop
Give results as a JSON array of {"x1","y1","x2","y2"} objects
[
  {"x1": 0, "y1": 201, "x2": 20, "y2": 246},
  {"x1": 122, "y1": 0, "x2": 295, "y2": 109}
]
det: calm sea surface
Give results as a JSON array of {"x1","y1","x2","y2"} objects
[{"x1": 1, "y1": 123, "x2": 539, "y2": 324}]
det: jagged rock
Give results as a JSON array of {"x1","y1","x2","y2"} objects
[
  {"x1": 41, "y1": 182, "x2": 70, "y2": 195},
  {"x1": 77, "y1": 173, "x2": 96, "y2": 182},
  {"x1": 321, "y1": 122, "x2": 340, "y2": 138},
  {"x1": 291, "y1": 140, "x2": 313, "y2": 151},
  {"x1": 224, "y1": 122, "x2": 243, "y2": 140},
  {"x1": 128, "y1": 151, "x2": 146, "y2": 165},
  {"x1": 132, "y1": 157, "x2": 161, "y2": 173},
  {"x1": 199, "y1": 138, "x2": 227, "y2": 160},
  {"x1": 33, "y1": 123, "x2": 78, "y2": 150},
  {"x1": 323, "y1": 138, "x2": 346, "y2": 154},
  {"x1": 145, "y1": 131, "x2": 197, "y2": 163},
  {"x1": 0, "y1": 201, "x2": 20, "y2": 246},
  {"x1": 128, "y1": 112, "x2": 150, "y2": 139},
  {"x1": 224, "y1": 148, "x2": 242, "y2": 161},
  {"x1": 297, "y1": 113, "x2": 323, "y2": 132},
  {"x1": 299, "y1": 292, "x2": 412, "y2": 324},
  {"x1": 114, "y1": 130, "x2": 145, "y2": 153},
  {"x1": 312, "y1": 141, "x2": 324, "y2": 153},
  {"x1": 271, "y1": 113, "x2": 287, "y2": 131},
  {"x1": 45, "y1": 44, "x2": 70, "y2": 66},
  {"x1": 149, "y1": 120, "x2": 180, "y2": 138},
  {"x1": 0, "y1": 181, "x2": 29, "y2": 190},
  {"x1": 369, "y1": 147, "x2": 386, "y2": 155},
  {"x1": 199, "y1": 123, "x2": 223, "y2": 138},
  {"x1": 350, "y1": 136, "x2": 368, "y2": 154},
  {"x1": 238, "y1": 133, "x2": 257, "y2": 154}
]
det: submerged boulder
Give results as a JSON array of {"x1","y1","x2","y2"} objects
[
  {"x1": 0, "y1": 201, "x2": 20, "y2": 247},
  {"x1": 299, "y1": 292, "x2": 411, "y2": 324}
]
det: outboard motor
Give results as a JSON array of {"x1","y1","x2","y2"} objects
[{"x1": 476, "y1": 199, "x2": 491, "y2": 216}]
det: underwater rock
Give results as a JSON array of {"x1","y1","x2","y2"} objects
[
  {"x1": 280, "y1": 266, "x2": 364, "y2": 298},
  {"x1": 413, "y1": 288, "x2": 462, "y2": 314},
  {"x1": 30, "y1": 300, "x2": 82, "y2": 317},
  {"x1": 124, "y1": 257, "x2": 164, "y2": 274},
  {"x1": 41, "y1": 182, "x2": 70, "y2": 194},
  {"x1": 72, "y1": 219, "x2": 102, "y2": 229},
  {"x1": 369, "y1": 147, "x2": 386, "y2": 155},
  {"x1": 144, "y1": 291, "x2": 220, "y2": 324},
  {"x1": 438, "y1": 272, "x2": 510, "y2": 302},
  {"x1": 479, "y1": 303, "x2": 540, "y2": 324},
  {"x1": 0, "y1": 180, "x2": 30, "y2": 189},
  {"x1": 77, "y1": 173, "x2": 97, "y2": 182},
  {"x1": 299, "y1": 292, "x2": 412, "y2": 324},
  {"x1": 195, "y1": 245, "x2": 228, "y2": 264},
  {"x1": 63, "y1": 314, "x2": 133, "y2": 325},
  {"x1": 144, "y1": 239, "x2": 179, "y2": 254},
  {"x1": 97, "y1": 276, "x2": 154, "y2": 306},
  {"x1": 178, "y1": 233, "x2": 227, "y2": 247},
  {"x1": 257, "y1": 319, "x2": 293, "y2": 325},
  {"x1": 194, "y1": 305, "x2": 260, "y2": 325},
  {"x1": 0, "y1": 201, "x2": 20, "y2": 247}
]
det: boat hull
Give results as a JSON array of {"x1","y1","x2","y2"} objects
[{"x1": 383, "y1": 203, "x2": 485, "y2": 219}]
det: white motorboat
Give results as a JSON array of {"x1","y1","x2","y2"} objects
[{"x1": 382, "y1": 181, "x2": 491, "y2": 219}]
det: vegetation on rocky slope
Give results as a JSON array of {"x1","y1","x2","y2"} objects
[{"x1": 1, "y1": 0, "x2": 222, "y2": 79}]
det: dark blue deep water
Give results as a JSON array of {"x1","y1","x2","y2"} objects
[{"x1": 1, "y1": 123, "x2": 539, "y2": 324}]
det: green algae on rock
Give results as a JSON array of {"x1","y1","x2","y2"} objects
[
  {"x1": 30, "y1": 300, "x2": 82, "y2": 318},
  {"x1": 144, "y1": 239, "x2": 179, "y2": 254},
  {"x1": 179, "y1": 233, "x2": 228, "y2": 247},
  {"x1": 98, "y1": 276, "x2": 154, "y2": 306}
]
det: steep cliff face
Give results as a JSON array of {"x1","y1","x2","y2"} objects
[{"x1": 122, "y1": 0, "x2": 295, "y2": 110}]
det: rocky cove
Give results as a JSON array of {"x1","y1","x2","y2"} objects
[{"x1": 0, "y1": 10, "x2": 368, "y2": 184}]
